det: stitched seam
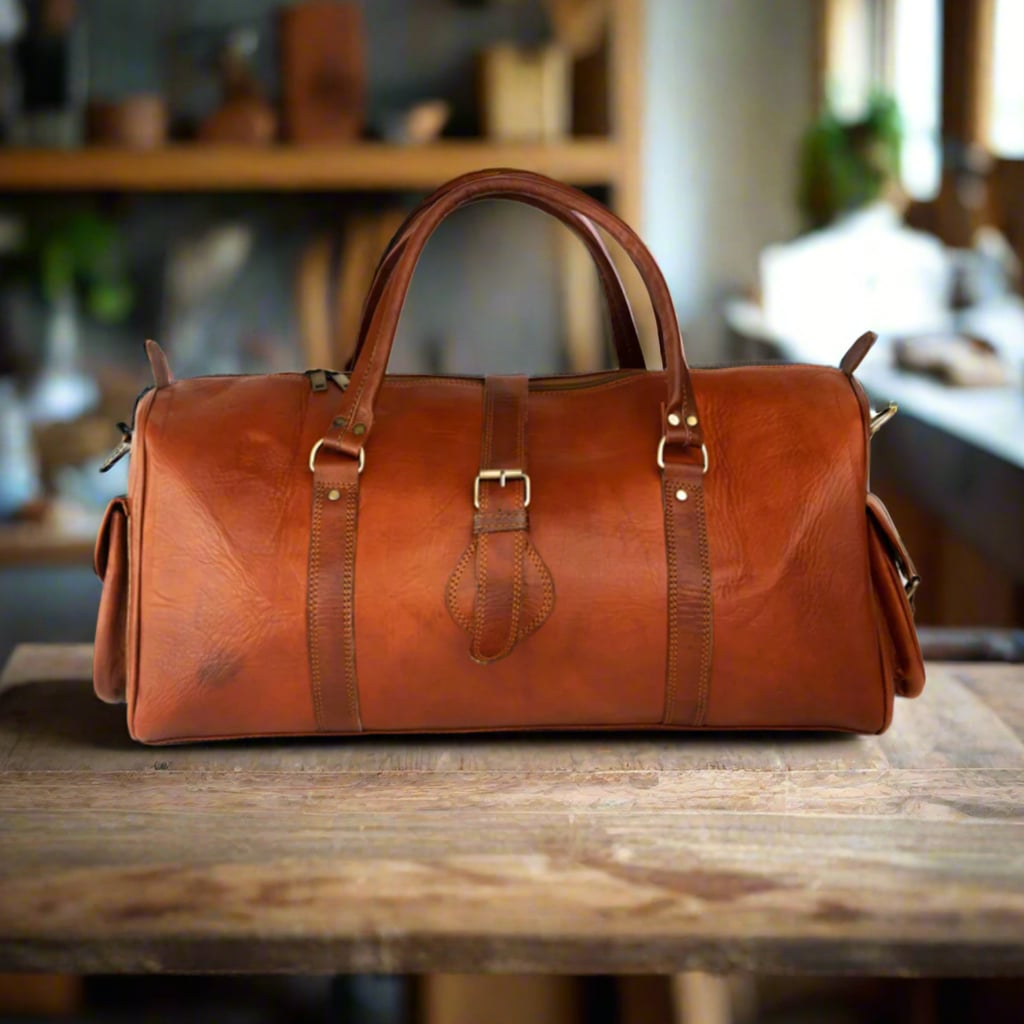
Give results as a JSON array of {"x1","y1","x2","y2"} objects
[
  {"x1": 529, "y1": 377, "x2": 654, "y2": 398},
  {"x1": 446, "y1": 543, "x2": 475, "y2": 632},
  {"x1": 308, "y1": 484, "x2": 326, "y2": 730},
  {"x1": 341, "y1": 301, "x2": 391, "y2": 448},
  {"x1": 383, "y1": 376, "x2": 644, "y2": 395},
  {"x1": 694, "y1": 481, "x2": 713, "y2": 726},
  {"x1": 472, "y1": 533, "x2": 489, "y2": 658},
  {"x1": 382, "y1": 378, "x2": 483, "y2": 389},
  {"x1": 340, "y1": 481, "x2": 362, "y2": 730},
  {"x1": 128, "y1": 386, "x2": 161, "y2": 735},
  {"x1": 663, "y1": 476, "x2": 679, "y2": 725},
  {"x1": 498, "y1": 380, "x2": 528, "y2": 657},
  {"x1": 476, "y1": 510, "x2": 527, "y2": 521},
  {"x1": 474, "y1": 510, "x2": 529, "y2": 533},
  {"x1": 502, "y1": 531, "x2": 526, "y2": 657},
  {"x1": 502, "y1": 379, "x2": 528, "y2": 653},
  {"x1": 521, "y1": 543, "x2": 555, "y2": 635},
  {"x1": 471, "y1": 383, "x2": 496, "y2": 659}
]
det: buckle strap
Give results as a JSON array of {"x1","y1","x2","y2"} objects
[{"x1": 446, "y1": 375, "x2": 554, "y2": 663}]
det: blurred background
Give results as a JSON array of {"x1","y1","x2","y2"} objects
[
  {"x1": 1, "y1": 0, "x2": 1023, "y2": 660},
  {"x1": 0, "y1": 1, "x2": 1022, "y2": 1020}
]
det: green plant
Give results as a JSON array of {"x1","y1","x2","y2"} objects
[
  {"x1": 26, "y1": 211, "x2": 134, "y2": 323},
  {"x1": 798, "y1": 93, "x2": 904, "y2": 229}
]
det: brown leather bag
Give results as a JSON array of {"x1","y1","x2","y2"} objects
[{"x1": 93, "y1": 169, "x2": 925, "y2": 743}]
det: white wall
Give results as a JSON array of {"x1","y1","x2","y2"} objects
[{"x1": 643, "y1": 0, "x2": 816, "y2": 363}]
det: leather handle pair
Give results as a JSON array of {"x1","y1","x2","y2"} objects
[
  {"x1": 352, "y1": 176, "x2": 645, "y2": 370},
  {"x1": 322, "y1": 169, "x2": 704, "y2": 462}
]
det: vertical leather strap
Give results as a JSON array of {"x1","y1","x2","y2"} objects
[
  {"x1": 445, "y1": 376, "x2": 554, "y2": 663},
  {"x1": 662, "y1": 460, "x2": 713, "y2": 726},
  {"x1": 308, "y1": 457, "x2": 363, "y2": 732},
  {"x1": 472, "y1": 375, "x2": 532, "y2": 663}
]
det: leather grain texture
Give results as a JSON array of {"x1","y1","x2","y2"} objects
[{"x1": 92, "y1": 170, "x2": 926, "y2": 743}]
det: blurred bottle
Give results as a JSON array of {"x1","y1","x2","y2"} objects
[
  {"x1": 0, "y1": 377, "x2": 40, "y2": 519},
  {"x1": 0, "y1": 0, "x2": 25, "y2": 142},
  {"x1": 11, "y1": 0, "x2": 86, "y2": 148},
  {"x1": 25, "y1": 290, "x2": 98, "y2": 424}
]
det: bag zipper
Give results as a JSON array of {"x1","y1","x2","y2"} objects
[
  {"x1": 99, "y1": 361, "x2": 836, "y2": 473},
  {"x1": 305, "y1": 369, "x2": 350, "y2": 391},
  {"x1": 98, "y1": 384, "x2": 154, "y2": 473}
]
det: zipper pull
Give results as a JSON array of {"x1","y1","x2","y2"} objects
[
  {"x1": 99, "y1": 422, "x2": 132, "y2": 473},
  {"x1": 306, "y1": 369, "x2": 349, "y2": 391},
  {"x1": 306, "y1": 369, "x2": 329, "y2": 392}
]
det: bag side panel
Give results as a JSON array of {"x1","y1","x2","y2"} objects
[
  {"x1": 130, "y1": 376, "x2": 320, "y2": 742},
  {"x1": 696, "y1": 366, "x2": 888, "y2": 732}
]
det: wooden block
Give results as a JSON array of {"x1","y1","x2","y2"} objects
[
  {"x1": 480, "y1": 45, "x2": 571, "y2": 142},
  {"x1": 280, "y1": 2, "x2": 365, "y2": 143},
  {"x1": 554, "y1": 218, "x2": 606, "y2": 371},
  {"x1": 419, "y1": 975, "x2": 582, "y2": 1024},
  {"x1": 0, "y1": 974, "x2": 82, "y2": 1015}
]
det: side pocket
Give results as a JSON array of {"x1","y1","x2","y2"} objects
[
  {"x1": 93, "y1": 496, "x2": 129, "y2": 704},
  {"x1": 867, "y1": 493, "x2": 925, "y2": 698}
]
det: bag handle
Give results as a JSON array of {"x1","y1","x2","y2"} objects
[
  {"x1": 351, "y1": 178, "x2": 645, "y2": 369},
  {"x1": 319, "y1": 169, "x2": 705, "y2": 465}
]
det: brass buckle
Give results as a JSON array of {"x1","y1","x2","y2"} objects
[
  {"x1": 474, "y1": 468, "x2": 531, "y2": 510},
  {"x1": 309, "y1": 438, "x2": 365, "y2": 474},
  {"x1": 657, "y1": 438, "x2": 709, "y2": 474},
  {"x1": 869, "y1": 402, "x2": 898, "y2": 436}
]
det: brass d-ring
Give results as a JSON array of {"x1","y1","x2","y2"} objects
[
  {"x1": 657, "y1": 438, "x2": 709, "y2": 474},
  {"x1": 309, "y1": 438, "x2": 365, "y2": 474}
]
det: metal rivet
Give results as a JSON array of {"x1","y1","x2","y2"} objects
[
  {"x1": 327, "y1": 489, "x2": 341, "y2": 501},
  {"x1": 667, "y1": 412, "x2": 681, "y2": 427},
  {"x1": 332, "y1": 416, "x2": 346, "y2": 427},
  {"x1": 353, "y1": 423, "x2": 366, "y2": 435},
  {"x1": 686, "y1": 415, "x2": 698, "y2": 427},
  {"x1": 675, "y1": 488, "x2": 688, "y2": 502}
]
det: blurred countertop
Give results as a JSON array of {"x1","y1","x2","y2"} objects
[{"x1": 723, "y1": 296, "x2": 1024, "y2": 472}]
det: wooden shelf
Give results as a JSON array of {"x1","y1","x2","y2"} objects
[
  {"x1": 0, "y1": 520, "x2": 97, "y2": 568},
  {"x1": 0, "y1": 140, "x2": 622, "y2": 192}
]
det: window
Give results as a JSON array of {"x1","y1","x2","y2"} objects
[
  {"x1": 890, "y1": 0, "x2": 942, "y2": 198},
  {"x1": 989, "y1": 0, "x2": 1024, "y2": 157},
  {"x1": 821, "y1": 0, "x2": 943, "y2": 199}
]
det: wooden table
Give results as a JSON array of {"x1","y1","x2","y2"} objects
[{"x1": 0, "y1": 644, "x2": 1021, "y2": 976}]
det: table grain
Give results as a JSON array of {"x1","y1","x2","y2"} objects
[{"x1": 0, "y1": 644, "x2": 1021, "y2": 975}]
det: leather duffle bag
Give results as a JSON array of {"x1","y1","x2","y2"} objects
[{"x1": 92, "y1": 169, "x2": 925, "y2": 744}]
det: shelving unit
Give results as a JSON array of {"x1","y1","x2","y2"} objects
[
  {"x1": 0, "y1": 139, "x2": 624, "y2": 193},
  {"x1": 0, "y1": 0, "x2": 644, "y2": 567}
]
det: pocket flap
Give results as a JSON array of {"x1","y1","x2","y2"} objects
[
  {"x1": 867, "y1": 493, "x2": 920, "y2": 602},
  {"x1": 867, "y1": 494, "x2": 925, "y2": 698},
  {"x1": 93, "y1": 496, "x2": 129, "y2": 703}
]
